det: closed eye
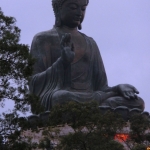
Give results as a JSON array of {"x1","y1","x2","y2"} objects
[
  {"x1": 69, "y1": 4, "x2": 77, "y2": 10},
  {"x1": 81, "y1": 6, "x2": 86, "y2": 11},
  {"x1": 70, "y1": 7, "x2": 77, "y2": 10}
]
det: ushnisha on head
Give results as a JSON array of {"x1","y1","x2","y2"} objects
[{"x1": 52, "y1": 0, "x2": 89, "y2": 30}]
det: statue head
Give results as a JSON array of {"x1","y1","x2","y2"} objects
[{"x1": 52, "y1": 0, "x2": 89, "y2": 30}]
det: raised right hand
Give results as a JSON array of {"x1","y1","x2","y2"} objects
[{"x1": 60, "y1": 33, "x2": 75, "y2": 65}]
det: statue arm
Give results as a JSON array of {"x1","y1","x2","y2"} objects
[
  {"x1": 92, "y1": 39, "x2": 139, "y2": 99},
  {"x1": 91, "y1": 38, "x2": 139, "y2": 99},
  {"x1": 91, "y1": 38, "x2": 111, "y2": 91},
  {"x1": 29, "y1": 34, "x2": 65, "y2": 97},
  {"x1": 29, "y1": 33, "x2": 75, "y2": 97}
]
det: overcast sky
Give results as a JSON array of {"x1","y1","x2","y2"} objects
[{"x1": 0, "y1": 0, "x2": 150, "y2": 113}]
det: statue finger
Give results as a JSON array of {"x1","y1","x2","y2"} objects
[
  {"x1": 61, "y1": 35, "x2": 66, "y2": 47},
  {"x1": 62, "y1": 48, "x2": 66, "y2": 57},
  {"x1": 127, "y1": 92, "x2": 135, "y2": 99},
  {"x1": 123, "y1": 92, "x2": 130, "y2": 99},
  {"x1": 133, "y1": 87, "x2": 139, "y2": 94},
  {"x1": 70, "y1": 52, "x2": 75, "y2": 61},
  {"x1": 67, "y1": 33, "x2": 71, "y2": 41},
  {"x1": 60, "y1": 35, "x2": 64, "y2": 44},
  {"x1": 69, "y1": 34, "x2": 72, "y2": 46},
  {"x1": 62, "y1": 34, "x2": 68, "y2": 46},
  {"x1": 65, "y1": 33, "x2": 70, "y2": 42},
  {"x1": 66, "y1": 33, "x2": 72, "y2": 46},
  {"x1": 134, "y1": 94, "x2": 138, "y2": 99},
  {"x1": 71, "y1": 43, "x2": 74, "y2": 51}
]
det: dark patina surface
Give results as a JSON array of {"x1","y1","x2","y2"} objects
[{"x1": 29, "y1": 0, "x2": 144, "y2": 111}]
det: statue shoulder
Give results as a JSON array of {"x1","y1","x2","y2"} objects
[
  {"x1": 79, "y1": 32, "x2": 97, "y2": 44},
  {"x1": 79, "y1": 32, "x2": 100, "y2": 54},
  {"x1": 32, "y1": 28, "x2": 58, "y2": 43}
]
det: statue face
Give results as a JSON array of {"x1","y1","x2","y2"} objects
[{"x1": 60, "y1": 0, "x2": 88, "y2": 28}]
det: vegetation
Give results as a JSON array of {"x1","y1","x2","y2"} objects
[
  {"x1": 47, "y1": 101, "x2": 125, "y2": 150},
  {"x1": 0, "y1": 101, "x2": 150, "y2": 149},
  {"x1": 0, "y1": 7, "x2": 37, "y2": 149},
  {"x1": 0, "y1": 7, "x2": 35, "y2": 113},
  {"x1": 38, "y1": 102, "x2": 150, "y2": 150}
]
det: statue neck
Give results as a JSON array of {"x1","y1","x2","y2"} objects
[{"x1": 56, "y1": 25, "x2": 78, "y2": 34}]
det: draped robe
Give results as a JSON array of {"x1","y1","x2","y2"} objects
[{"x1": 30, "y1": 27, "x2": 144, "y2": 111}]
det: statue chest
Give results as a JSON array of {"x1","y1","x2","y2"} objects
[{"x1": 71, "y1": 40, "x2": 92, "y2": 91}]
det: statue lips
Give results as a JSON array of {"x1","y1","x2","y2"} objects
[
  {"x1": 73, "y1": 16, "x2": 82, "y2": 23},
  {"x1": 74, "y1": 18, "x2": 81, "y2": 22}
]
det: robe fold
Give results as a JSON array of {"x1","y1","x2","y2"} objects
[
  {"x1": 30, "y1": 27, "x2": 109, "y2": 110},
  {"x1": 30, "y1": 27, "x2": 144, "y2": 111}
]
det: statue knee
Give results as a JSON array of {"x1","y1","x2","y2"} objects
[
  {"x1": 101, "y1": 96, "x2": 145, "y2": 111},
  {"x1": 137, "y1": 97, "x2": 145, "y2": 111},
  {"x1": 101, "y1": 96, "x2": 121, "y2": 107},
  {"x1": 51, "y1": 90, "x2": 72, "y2": 107}
]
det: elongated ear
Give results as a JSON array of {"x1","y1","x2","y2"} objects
[
  {"x1": 55, "y1": 14, "x2": 62, "y2": 27},
  {"x1": 53, "y1": 3, "x2": 59, "y2": 13},
  {"x1": 78, "y1": 24, "x2": 82, "y2": 30},
  {"x1": 54, "y1": 4, "x2": 62, "y2": 27}
]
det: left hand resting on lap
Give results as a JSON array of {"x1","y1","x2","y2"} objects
[{"x1": 117, "y1": 84, "x2": 139, "y2": 100}]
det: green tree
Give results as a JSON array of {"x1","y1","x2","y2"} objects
[
  {"x1": 0, "y1": 112, "x2": 38, "y2": 150},
  {"x1": 1, "y1": 101, "x2": 149, "y2": 150},
  {"x1": 38, "y1": 102, "x2": 150, "y2": 150},
  {"x1": 126, "y1": 115, "x2": 150, "y2": 150},
  {"x1": 0, "y1": 7, "x2": 40, "y2": 149},
  {"x1": 41, "y1": 102, "x2": 126, "y2": 150},
  {"x1": 0, "y1": 7, "x2": 34, "y2": 112}
]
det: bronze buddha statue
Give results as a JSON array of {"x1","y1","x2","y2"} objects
[{"x1": 29, "y1": 0, "x2": 144, "y2": 111}]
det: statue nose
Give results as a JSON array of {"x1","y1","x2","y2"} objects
[{"x1": 76, "y1": 8, "x2": 82, "y2": 16}]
